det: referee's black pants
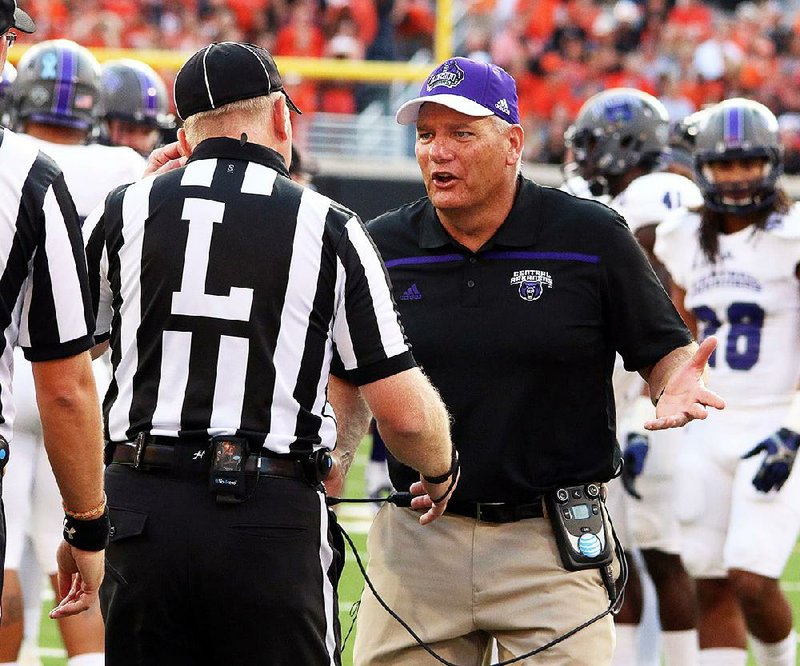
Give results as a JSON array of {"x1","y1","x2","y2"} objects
[{"x1": 100, "y1": 464, "x2": 344, "y2": 665}]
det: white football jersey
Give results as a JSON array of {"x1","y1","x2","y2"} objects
[
  {"x1": 559, "y1": 174, "x2": 611, "y2": 204},
  {"x1": 655, "y1": 205, "x2": 800, "y2": 408},
  {"x1": 610, "y1": 171, "x2": 703, "y2": 233},
  {"x1": 16, "y1": 136, "x2": 145, "y2": 219}
]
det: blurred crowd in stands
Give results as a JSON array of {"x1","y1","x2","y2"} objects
[
  {"x1": 469, "y1": 0, "x2": 800, "y2": 169},
  {"x1": 17, "y1": 0, "x2": 800, "y2": 172}
]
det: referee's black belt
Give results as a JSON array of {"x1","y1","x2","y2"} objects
[
  {"x1": 109, "y1": 438, "x2": 305, "y2": 480},
  {"x1": 445, "y1": 498, "x2": 544, "y2": 523}
]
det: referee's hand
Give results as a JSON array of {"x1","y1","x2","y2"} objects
[
  {"x1": 144, "y1": 141, "x2": 188, "y2": 177},
  {"x1": 49, "y1": 542, "x2": 105, "y2": 619},
  {"x1": 409, "y1": 470, "x2": 460, "y2": 525}
]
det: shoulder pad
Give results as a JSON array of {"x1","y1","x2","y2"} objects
[
  {"x1": 765, "y1": 204, "x2": 800, "y2": 239},
  {"x1": 612, "y1": 173, "x2": 703, "y2": 232},
  {"x1": 656, "y1": 209, "x2": 700, "y2": 239}
]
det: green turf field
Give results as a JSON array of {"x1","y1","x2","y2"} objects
[{"x1": 29, "y1": 444, "x2": 800, "y2": 666}]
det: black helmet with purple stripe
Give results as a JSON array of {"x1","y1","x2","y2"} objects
[
  {"x1": 11, "y1": 39, "x2": 100, "y2": 131},
  {"x1": 694, "y1": 98, "x2": 783, "y2": 214}
]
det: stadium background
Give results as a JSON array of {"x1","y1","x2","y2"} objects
[{"x1": 7, "y1": 0, "x2": 800, "y2": 662}]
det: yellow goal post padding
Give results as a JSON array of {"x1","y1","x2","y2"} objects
[
  {"x1": 7, "y1": 0, "x2": 453, "y2": 84},
  {"x1": 8, "y1": 49, "x2": 437, "y2": 83}
]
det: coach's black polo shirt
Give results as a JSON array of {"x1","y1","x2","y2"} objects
[{"x1": 365, "y1": 177, "x2": 691, "y2": 502}]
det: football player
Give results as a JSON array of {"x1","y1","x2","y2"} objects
[
  {"x1": 567, "y1": 88, "x2": 704, "y2": 666},
  {"x1": 655, "y1": 98, "x2": 800, "y2": 666},
  {"x1": 0, "y1": 39, "x2": 142, "y2": 666},
  {"x1": 0, "y1": 60, "x2": 15, "y2": 125},
  {"x1": 9, "y1": 39, "x2": 145, "y2": 219},
  {"x1": 99, "y1": 58, "x2": 173, "y2": 156}
]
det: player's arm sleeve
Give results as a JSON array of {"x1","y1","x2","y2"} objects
[
  {"x1": 83, "y1": 200, "x2": 112, "y2": 343},
  {"x1": 20, "y1": 172, "x2": 95, "y2": 361},
  {"x1": 331, "y1": 215, "x2": 415, "y2": 385},
  {"x1": 602, "y1": 214, "x2": 692, "y2": 372}
]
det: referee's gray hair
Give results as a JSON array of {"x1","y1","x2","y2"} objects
[{"x1": 183, "y1": 92, "x2": 282, "y2": 145}]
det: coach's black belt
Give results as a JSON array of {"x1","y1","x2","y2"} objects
[
  {"x1": 110, "y1": 442, "x2": 305, "y2": 480},
  {"x1": 445, "y1": 498, "x2": 544, "y2": 523}
]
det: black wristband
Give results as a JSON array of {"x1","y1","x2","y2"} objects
[
  {"x1": 423, "y1": 447, "x2": 458, "y2": 484},
  {"x1": 63, "y1": 507, "x2": 111, "y2": 552},
  {"x1": 429, "y1": 452, "x2": 460, "y2": 504}
]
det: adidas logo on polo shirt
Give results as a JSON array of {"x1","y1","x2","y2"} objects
[
  {"x1": 400, "y1": 284, "x2": 422, "y2": 301},
  {"x1": 495, "y1": 99, "x2": 510, "y2": 115}
]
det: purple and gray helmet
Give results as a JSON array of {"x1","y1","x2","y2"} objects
[
  {"x1": 100, "y1": 59, "x2": 172, "y2": 129},
  {"x1": 12, "y1": 39, "x2": 100, "y2": 131},
  {"x1": 694, "y1": 98, "x2": 783, "y2": 214},
  {"x1": 565, "y1": 88, "x2": 670, "y2": 185},
  {"x1": 0, "y1": 62, "x2": 16, "y2": 120}
]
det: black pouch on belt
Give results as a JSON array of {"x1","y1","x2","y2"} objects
[
  {"x1": 544, "y1": 483, "x2": 613, "y2": 571},
  {"x1": 209, "y1": 436, "x2": 249, "y2": 504}
]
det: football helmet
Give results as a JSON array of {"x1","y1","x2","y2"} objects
[
  {"x1": 666, "y1": 108, "x2": 709, "y2": 173},
  {"x1": 565, "y1": 88, "x2": 670, "y2": 186},
  {"x1": 12, "y1": 39, "x2": 101, "y2": 131},
  {"x1": 694, "y1": 98, "x2": 783, "y2": 214},
  {"x1": 0, "y1": 62, "x2": 16, "y2": 123},
  {"x1": 99, "y1": 59, "x2": 172, "y2": 129}
]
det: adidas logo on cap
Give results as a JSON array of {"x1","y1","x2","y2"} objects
[{"x1": 495, "y1": 98, "x2": 510, "y2": 115}]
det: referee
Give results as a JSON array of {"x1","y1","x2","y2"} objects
[
  {"x1": 0, "y1": 0, "x2": 108, "y2": 620},
  {"x1": 84, "y1": 42, "x2": 456, "y2": 665}
]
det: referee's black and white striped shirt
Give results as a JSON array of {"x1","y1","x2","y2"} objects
[
  {"x1": 83, "y1": 137, "x2": 414, "y2": 455},
  {"x1": 0, "y1": 128, "x2": 95, "y2": 442}
]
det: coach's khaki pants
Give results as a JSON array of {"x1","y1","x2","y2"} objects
[{"x1": 353, "y1": 504, "x2": 615, "y2": 666}]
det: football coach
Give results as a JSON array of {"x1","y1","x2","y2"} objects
[
  {"x1": 83, "y1": 42, "x2": 457, "y2": 664},
  {"x1": 337, "y1": 57, "x2": 726, "y2": 665}
]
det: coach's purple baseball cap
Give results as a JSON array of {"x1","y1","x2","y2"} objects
[
  {"x1": 0, "y1": 0, "x2": 35, "y2": 35},
  {"x1": 396, "y1": 57, "x2": 520, "y2": 126}
]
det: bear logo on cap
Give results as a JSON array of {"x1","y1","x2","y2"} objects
[{"x1": 426, "y1": 60, "x2": 464, "y2": 92}]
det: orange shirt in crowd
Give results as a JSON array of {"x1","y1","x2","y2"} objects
[
  {"x1": 319, "y1": 84, "x2": 357, "y2": 114},
  {"x1": 227, "y1": 0, "x2": 270, "y2": 33},
  {"x1": 395, "y1": 0, "x2": 435, "y2": 40},
  {"x1": 325, "y1": 0, "x2": 378, "y2": 49},
  {"x1": 275, "y1": 22, "x2": 326, "y2": 57},
  {"x1": 667, "y1": 1, "x2": 712, "y2": 40},
  {"x1": 565, "y1": 0, "x2": 600, "y2": 35},
  {"x1": 519, "y1": 0, "x2": 562, "y2": 43}
]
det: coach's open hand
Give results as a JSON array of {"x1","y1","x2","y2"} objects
[{"x1": 645, "y1": 336, "x2": 726, "y2": 430}]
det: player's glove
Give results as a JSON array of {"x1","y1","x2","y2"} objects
[
  {"x1": 741, "y1": 428, "x2": 800, "y2": 493},
  {"x1": 621, "y1": 433, "x2": 649, "y2": 500}
]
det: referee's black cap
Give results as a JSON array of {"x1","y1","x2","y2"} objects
[
  {"x1": 0, "y1": 0, "x2": 35, "y2": 35},
  {"x1": 174, "y1": 42, "x2": 301, "y2": 121}
]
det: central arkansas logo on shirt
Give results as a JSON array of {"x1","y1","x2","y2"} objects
[{"x1": 510, "y1": 269, "x2": 553, "y2": 301}]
